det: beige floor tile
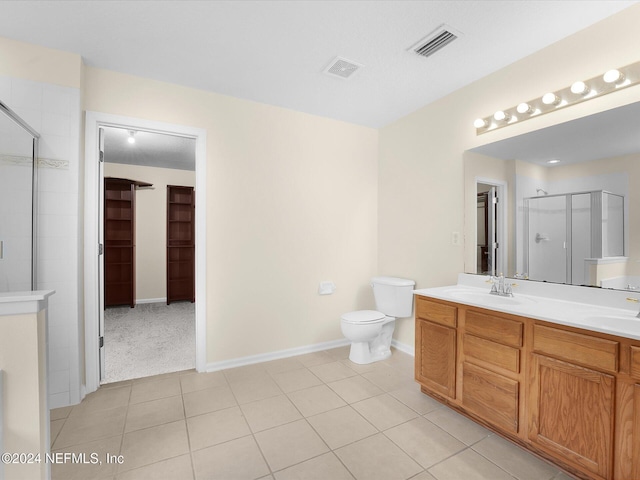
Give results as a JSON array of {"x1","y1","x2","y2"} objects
[
  {"x1": 362, "y1": 365, "x2": 415, "y2": 392},
  {"x1": 287, "y1": 384, "x2": 347, "y2": 417},
  {"x1": 223, "y1": 364, "x2": 268, "y2": 383},
  {"x1": 325, "y1": 345, "x2": 351, "y2": 360},
  {"x1": 296, "y1": 351, "x2": 335, "y2": 367},
  {"x1": 327, "y1": 375, "x2": 383, "y2": 404},
  {"x1": 424, "y1": 408, "x2": 491, "y2": 446},
  {"x1": 383, "y1": 349, "x2": 415, "y2": 370},
  {"x1": 69, "y1": 385, "x2": 131, "y2": 417},
  {"x1": 254, "y1": 419, "x2": 329, "y2": 471},
  {"x1": 271, "y1": 368, "x2": 322, "y2": 393},
  {"x1": 124, "y1": 395, "x2": 184, "y2": 433},
  {"x1": 115, "y1": 454, "x2": 193, "y2": 480},
  {"x1": 50, "y1": 419, "x2": 65, "y2": 447},
  {"x1": 335, "y1": 433, "x2": 422, "y2": 480},
  {"x1": 274, "y1": 452, "x2": 354, "y2": 480},
  {"x1": 119, "y1": 420, "x2": 189, "y2": 472},
  {"x1": 187, "y1": 405, "x2": 251, "y2": 451},
  {"x1": 50, "y1": 405, "x2": 73, "y2": 421},
  {"x1": 309, "y1": 361, "x2": 358, "y2": 383},
  {"x1": 129, "y1": 377, "x2": 182, "y2": 404},
  {"x1": 307, "y1": 406, "x2": 377, "y2": 449},
  {"x1": 427, "y1": 448, "x2": 513, "y2": 480},
  {"x1": 385, "y1": 417, "x2": 466, "y2": 469},
  {"x1": 132, "y1": 369, "x2": 193, "y2": 383},
  {"x1": 54, "y1": 406, "x2": 127, "y2": 449},
  {"x1": 339, "y1": 358, "x2": 380, "y2": 374},
  {"x1": 183, "y1": 385, "x2": 237, "y2": 417},
  {"x1": 263, "y1": 357, "x2": 305, "y2": 374},
  {"x1": 552, "y1": 473, "x2": 576, "y2": 480},
  {"x1": 102, "y1": 379, "x2": 134, "y2": 389},
  {"x1": 192, "y1": 435, "x2": 269, "y2": 480},
  {"x1": 389, "y1": 386, "x2": 443, "y2": 415},
  {"x1": 352, "y1": 394, "x2": 418, "y2": 431},
  {"x1": 51, "y1": 434, "x2": 122, "y2": 480},
  {"x1": 408, "y1": 472, "x2": 438, "y2": 480},
  {"x1": 240, "y1": 394, "x2": 302, "y2": 432},
  {"x1": 180, "y1": 371, "x2": 228, "y2": 394},
  {"x1": 229, "y1": 374, "x2": 283, "y2": 404},
  {"x1": 472, "y1": 434, "x2": 559, "y2": 480}
]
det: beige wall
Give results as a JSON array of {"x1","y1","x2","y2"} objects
[
  {"x1": 104, "y1": 163, "x2": 196, "y2": 301},
  {"x1": 379, "y1": 4, "x2": 640, "y2": 348},
  {"x1": 85, "y1": 67, "x2": 379, "y2": 363}
]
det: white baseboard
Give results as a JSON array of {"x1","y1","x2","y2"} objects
[
  {"x1": 206, "y1": 338, "x2": 350, "y2": 372},
  {"x1": 391, "y1": 339, "x2": 415, "y2": 356},
  {"x1": 135, "y1": 298, "x2": 167, "y2": 305}
]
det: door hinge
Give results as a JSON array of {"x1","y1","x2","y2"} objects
[
  {"x1": 99, "y1": 336, "x2": 104, "y2": 348},
  {"x1": 493, "y1": 197, "x2": 498, "y2": 204},
  {"x1": 99, "y1": 150, "x2": 104, "y2": 163},
  {"x1": 99, "y1": 244, "x2": 103, "y2": 255}
]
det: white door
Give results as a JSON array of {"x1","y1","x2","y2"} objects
[
  {"x1": 98, "y1": 127, "x2": 105, "y2": 381},
  {"x1": 487, "y1": 186, "x2": 498, "y2": 276}
]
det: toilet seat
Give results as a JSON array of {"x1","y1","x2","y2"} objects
[{"x1": 341, "y1": 310, "x2": 386, "y2": 324}]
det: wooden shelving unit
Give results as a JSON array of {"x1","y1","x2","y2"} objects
[
  {"x1": 104, "y1": 177, "x2": 151, "y2": 308},
  {"x1": 167, "y1": 185, "x2": 195, "y2": 304}
]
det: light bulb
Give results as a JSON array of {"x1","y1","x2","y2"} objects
[
  {"x1": 127, "y1": 130, "x2": 136, "y2": 144},
  {"x1": 493, "y1": 110, "x2": 510, "y2": 122},
  {"x1": 547, "y1": 159, "x2": 560, "y2": 165},
  {"x1": 570, "y1": 81, "x2": 589, "y2": 95},
  {"x1": 542, "y1": 92, "x2": 560, "y2": 106},
  {"x1": 517, "y1": 103, "x2": 533, "y2": 114},
  {"x1": 603, "y1": 69, "x2": 624, "y2": 84},
  {"x1": 127, "y1": 136, "x2": 135, "y2": 144},
  {"x1": 474, "y1": 118, "x2": 487, "y2": 129}
]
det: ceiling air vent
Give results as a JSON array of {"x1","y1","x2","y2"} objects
[
  {"x1": 323, "y1": 57, "x2": 363, "y2": 80},
  {"x1": 409, "y1": 24, "x2": 462, "y2": 59}
]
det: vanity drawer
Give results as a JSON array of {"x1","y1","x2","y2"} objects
[
  {"x1": 631, "y1": 346, "x2": 640, "y2": 380},
  {"x1": 533, "y1": 324, "x2": 619, "y2": 374},
  {"x1": 465, "y1": 310, "x2": 523, "y2": 348},
  {"x1": 416, "y1": 296, "x2": 457, "y2": 327},
  {"x1": 464, "y1": 334, "x2": 520, "y2": 374}
]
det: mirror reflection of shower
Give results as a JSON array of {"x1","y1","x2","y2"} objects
[{"x1": 524, "y1": 190, "x2": 624, "y2": 286}]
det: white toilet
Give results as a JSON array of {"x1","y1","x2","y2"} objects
[{"x1": 341, "y1": 276, "x2": 415, "y2": 364}]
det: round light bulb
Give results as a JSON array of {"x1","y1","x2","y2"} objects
[
  {"x1": 493, "y1": 110, "x2": 510, "y2": 122},
  {"x1": 127, "y1": 136, "x2": 135, "y2": 144},
  {"x1": 516, "y1": 102, "x2": 532, "y2": 114},
  {"x1": 547, "y1": 159, "x2": 560, "y2": 165},
  {"x1": 603, "y1": 69, "x2": 624, "y2": 84},
  {"x1": 570, "y1": 81, "x2": 589, "y2": 95},
  {"x1": 542, "y1": 92, "x2": 560, "y2": 105},
  {"x1": 473, "y1": 118, "x2": 487, "y2": 129}
]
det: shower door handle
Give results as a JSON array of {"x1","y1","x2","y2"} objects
[{"x1": 0, "y1": 240, "x2": 3, "y2": 259}]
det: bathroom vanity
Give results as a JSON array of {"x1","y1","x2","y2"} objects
[{"x1": 414, "y1": 275, "x2": 640, "y2": 480}]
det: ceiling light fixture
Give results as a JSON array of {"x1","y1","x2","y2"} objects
[
  {"x1": 547, "y1": 159, "x2": 560, "y2": 165},
  {"x1": 570, "y1": 81, "x2": 589, "y2": 95},
  {"x1": 473, "y1": 60, "x2": 640, "y2": 135},
  {"x1": 127, "y1": 130, "x2": 136, "y2": 144}
]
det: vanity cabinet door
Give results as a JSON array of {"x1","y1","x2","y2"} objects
[
  {"x1": 529, "y1": 353, "x2": 615, "y2": 480},
  {"x1": 415, "y1": 318, "x2": 456, "y2": 399}
]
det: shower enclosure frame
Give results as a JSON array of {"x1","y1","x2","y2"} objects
[
  {"x1": 523, "y1": 190, "x2": 625, "y2": 286},
  {"x1": 0, "y1": 99, "x2": 40, "y2": 291}
]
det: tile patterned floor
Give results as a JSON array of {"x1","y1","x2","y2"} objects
[{"x1": 50, "y1": 347, "x2": 574, "y2": 480}]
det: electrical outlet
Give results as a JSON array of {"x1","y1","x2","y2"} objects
[{"x1": 452, "y1": 231, "x2": 461, "y2": 246}]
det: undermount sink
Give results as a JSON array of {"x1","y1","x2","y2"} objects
[
  {"x1": 582, "y1": 314, "x2": 640, "y2": 331},
  {"x1": 446, "y1": 290, "x2": 536, "y2": 306}
]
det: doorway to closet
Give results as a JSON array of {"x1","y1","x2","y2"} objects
[
  {"x1": 84, "y1": 111, "x2": 207, "y2": 395},
  {"x1": 101, "y1": 126, "x2": 196, "y2": 383}
]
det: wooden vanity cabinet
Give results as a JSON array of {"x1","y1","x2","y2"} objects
[{"x1": 414, "y1": 294, "x2": 640, "y2": 480}]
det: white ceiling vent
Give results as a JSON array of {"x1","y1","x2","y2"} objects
[
  {"x1": 324, "y1": 57, "x2": 363, "y2": 80},
  {"x1": 409, "y1": 24, "x2": 462, "y2": 59}
]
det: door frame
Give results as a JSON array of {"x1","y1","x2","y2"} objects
[
  {"x1": 84, "y1": 111, "x2": 207, "y2": 395},
  {"x1": 475, "y1": 177, "x2": 507, "y2": 277}
]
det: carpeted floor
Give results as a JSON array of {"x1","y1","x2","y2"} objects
[{"x1": 103, "y1": 302, "x2": 195, "y2": 384}]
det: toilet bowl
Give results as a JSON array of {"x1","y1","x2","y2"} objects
[{"x1": 341, "y1": 277, "x2": 414, "y2": 364}]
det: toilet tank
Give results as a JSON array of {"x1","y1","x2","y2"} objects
[{"x1": 371, "y1": 276, "x2": 415, "y2": 318}]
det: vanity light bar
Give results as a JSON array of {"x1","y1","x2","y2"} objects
[{"x1": 474, "y1": 60, "x2": 640, "y2": 135}]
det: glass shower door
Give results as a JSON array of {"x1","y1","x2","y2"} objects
[
  {"x1": 0, "y1": 106, "x2": 37, "y2": 292},
  {"x1": 526, "y1": 196, "x2": 567, "y2": 284}
]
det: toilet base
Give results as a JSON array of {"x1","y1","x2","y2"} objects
[{"x1": 349, "y1": 342, "x2": 392, "y2": 364}]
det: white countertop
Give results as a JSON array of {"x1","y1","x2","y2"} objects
[
  {"x1": 0, "y1": 290, "x2": 55, "y2": 315},
  {"x1": 414, "y1": 274, "x2": 640, "y2": 341}
]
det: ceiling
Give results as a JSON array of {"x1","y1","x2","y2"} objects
[
  {"x1": 103, "y1": 127, "x2": 195, "y2": 171},
  {"x1": 470, "y1": 100, "x2": 640, "y2": 166},
  {"x1": 0, "y1": 1, "x2": 636, "y2": 129}
]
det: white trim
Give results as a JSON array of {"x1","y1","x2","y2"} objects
[
  {"x1": 206, "y1": 338, "x2": 350, "y2": 372},
  {"x1": 475, "y1": 177, "x2": 508, "y2": 276},
  {"x1": 391, "y1": 339, "x2": 415, "y2": 356},
  {"x1": 584, "y1": 256, "x2": 628, "y2": 265},
  {"x1": 84, "y1": 111, "x2": 207, "y2": 396},
  {"x1": 135, "y1": 297, "x2": 168, "y2": 305}
]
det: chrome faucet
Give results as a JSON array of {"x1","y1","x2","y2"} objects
[
  {"x1": 489, "y1": 274, "x2": 515, "y2": 297},
  {"x1": 627, "y1": 297, "x2": 640, "y2": 318}
]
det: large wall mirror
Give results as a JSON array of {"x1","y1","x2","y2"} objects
[
  {"x1": 0, "y1": 101, "x2": 39, "y2": 292},
  {"x1": 465, "y1": 100, "x2": 640, "y2": 291}
]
